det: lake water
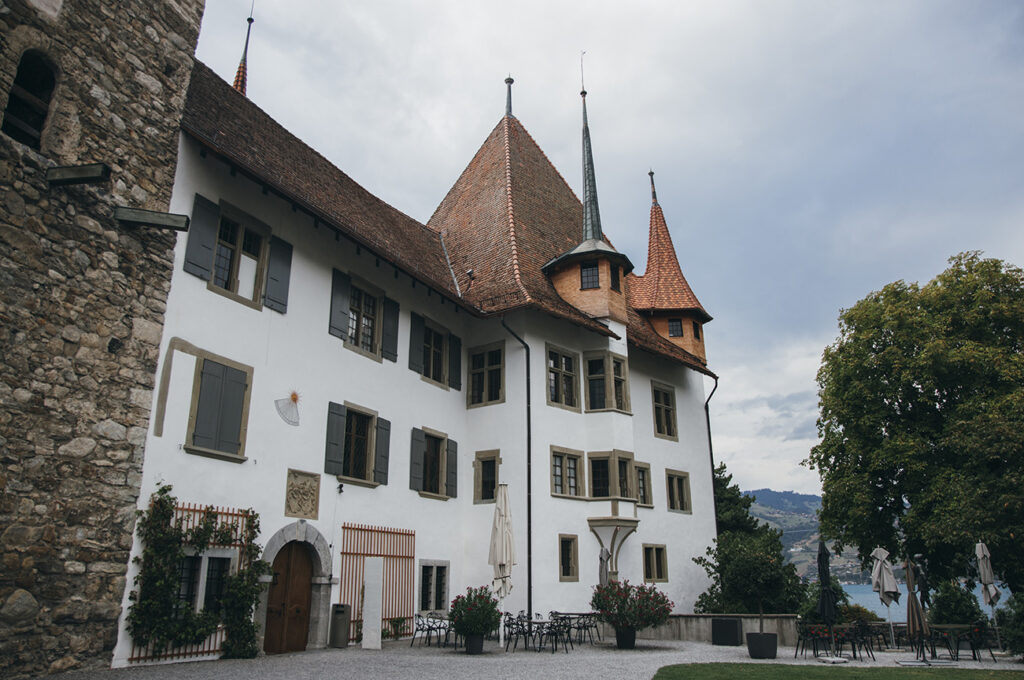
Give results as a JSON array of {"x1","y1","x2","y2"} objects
[{"x1": 843, "y1": 582, "x2": 999, "y2": 623}]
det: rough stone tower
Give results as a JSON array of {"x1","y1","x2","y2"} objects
[{"x1": 0, "y1": 0, "x2": 205, "y2": 676}]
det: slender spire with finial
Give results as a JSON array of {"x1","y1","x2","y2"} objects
[
  {"x1": 649, "y1": 169, "x2": 658, "y2": 205},
  {"x1": 580, "y1": 55, "x2": 603, "y2": 242},
  {"x1": 233, "y1": 4, "x2": 255, "y2": 95},
  {"x1": 505, "y1": 75, "x2": 514, "y2": 118}
]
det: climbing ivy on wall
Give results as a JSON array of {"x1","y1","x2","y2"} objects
[{"x1": 126, "y1": 485, "x2": 269, "y2": 658}]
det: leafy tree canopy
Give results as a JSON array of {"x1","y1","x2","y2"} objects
[
  {"x1": 712, "y1": 463, "x2": 761, "y2": 536},
  {"x1": 806, "y1": 252, "x2": 1024, "y2": 592}
]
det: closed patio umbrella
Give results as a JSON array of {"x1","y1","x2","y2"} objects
[
  {"x1": 905, "y1": 557, "x2": 929, "y2": 661},
  {"x1": 976, "y1": 542, "x2": 1002, "y2": 650},
  {"x1": 488, "y1": 484, "x2": 515, "y2": 648},
  {"x1": 817, "y1": 541, "x2": 838, "y2": 655},
  {"x1": 871, "y1": 546, "x2": 900, "y2": 647}
]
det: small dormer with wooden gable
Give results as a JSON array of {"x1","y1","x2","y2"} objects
[
  {"x1": 542, "y1": 89, "x2": 633, "y2": 325},
  {"x1": 628, "y1": 172, "x2": 712, "y2": 363}
]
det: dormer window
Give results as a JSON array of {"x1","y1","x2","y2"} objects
[
  {"x1": 580, "y1": 261, "x2": 599, "y2": 289},
  {"x1": 610, "y1": 264, "x2": 620, "y2": 292},
  {"x1": 2, "y1": 51, "x2": 56, "y2": 150},
  {"x1": 668, "y1": 319, "x2": 683, "y2": 337}
]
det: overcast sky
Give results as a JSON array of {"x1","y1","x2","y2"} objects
[{"x1": 194, "y1": 1, "x2": 1024, "y2": 495}]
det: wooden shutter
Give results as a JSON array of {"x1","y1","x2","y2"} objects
[
  {"x1": 408, "y1": 313, "x2": 424, "y2": 373},
  {"x1": 447, "y1": 333, "x2": 462, "y2": 390},
  {"x1": 263, "y1": 236, "x2": 293, "y2": 313},
  {"x1": 409, "y1": 427, "x2": 425, "y2": 491},
  {"x1": 325, "y1": 402, "x2": 347, "y2": 475},
  {"x1": 381, "y1": 297, "x2": 400, "y2": 362},
  {"x1": 373, "y1": 417, "x2": 390, "y2": 485},
  {"x1": 445, "y1": 438, "x2": 458, "y2": 498},
  {"x1": 329, "y1": 269, "x2": 351, "y2": 339},
  {"x1": 183, "y1": 194, "x2": 219, "y2": 281},
  {"x1": 193, "y1": 359, "x2": 246, "y2": 455}
]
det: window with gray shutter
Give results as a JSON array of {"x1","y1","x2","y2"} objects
[
  {"x1": 408, "y1": 313, "x2": 425, "y2": 373},
  {"x1": 184, "y1": 194, "x2": 219, "y2": 280},
  {"x1": 192, "y1": 359, "x2": 247, "y2": 455},
  {"x1": 263, "y1": 236, "x2": 293, "y2": 313},
  {"x1": 447, "y1": 334, "x2": 462, "y2": 390},
  {"x1": 329, "y1": 270, "x2": 351, "y2": 339},
  {"x1": 374, "y1": 418, "x2": 391, "y2": 485},
  {"x1": 381, "y1": 297, "x2": 400, "y2": 362},
  {"x1": 324, "y1": 402, "x2": 347, "y2": 475},
  {"x1": 446, "y1": 439, "x2": 458, "y2": 498},
  {"x1": 409, "y1": 427, "x2": 425, "y2": 491}
]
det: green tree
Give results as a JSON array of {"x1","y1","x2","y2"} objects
[
  {"x1": 928, "y1": 581, "x2": 984, "y2": 625},
  {"x1": 806, "y1": 252, "x2": 1024, "y2": 592},
  {"x1": 712, "y1": 463, "x2": 760, "y2": 536},
  {"x1": 694, "y1": 529, "x2": 805, "y2": 629}
]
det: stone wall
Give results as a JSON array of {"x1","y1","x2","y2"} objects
[
  {"x1": 600, "y1": 613, "x2": 800, "y2": 647},
  {"x1": 0, "y1": 0, "x2": 204, "y2": 676}
]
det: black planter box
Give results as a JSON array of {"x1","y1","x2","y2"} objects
[
  {"x1": 746, "y1": 632, "x2": 778, "y2": 659},
  {"x1": 711, "y1": 618, "x2": 743, "y2": 646}
]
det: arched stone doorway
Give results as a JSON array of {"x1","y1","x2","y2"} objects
[{"x1": 257, "y1": 521, "x2": 334, "y2": 652}]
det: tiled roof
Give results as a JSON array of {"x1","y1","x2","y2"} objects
[
  {"x1": 427, "y1": 115, "x2": 616, "y2": 336},
  {"x1": 181, "y1": 61, "x2": 460, "y2": 299},
  {"x1": 628, "y1": 196, "x2": 711, "y2": 321}
]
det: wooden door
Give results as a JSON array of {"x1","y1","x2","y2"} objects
[{"x1": 264, "y1": 541, "x2": 313, "y2": 654}]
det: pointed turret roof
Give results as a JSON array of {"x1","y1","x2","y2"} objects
[
  {"x1": 628, "y1": 172, "x2": 711, "y2": 321},
  {"x1": 426, "y1": 87, "x2": 616, "y2": 337},
  {"x1": 233, "y1": 14, "x2": 254, "y2": 95}
]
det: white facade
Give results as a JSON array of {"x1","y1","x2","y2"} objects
[{"x1": 113, "y1": 130, "x2": 718, "y2": 664}]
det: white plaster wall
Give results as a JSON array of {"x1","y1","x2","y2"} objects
[{"x1": 113, "y1": 135, "x2": 718, "y2": 664}]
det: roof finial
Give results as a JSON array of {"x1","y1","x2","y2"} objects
[
  {"x1": 580, "y1": 57, "x2": 603, "y2": 243},
  {"x1": 580, "y1": 50, "x2": 587, "y2": 96},
  {"x1": 649, "y1": 169, "x2": 658, "y2": 205},
  {"x1": 233, "y1": 3, "x2": 255, "y2": 95},
  {"x1": 505, "y1": 75, "x2": 514, "y2": 118}
]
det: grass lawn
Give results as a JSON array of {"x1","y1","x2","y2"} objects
[{"x1": 653, "y1": 664, "x2": 1016, "y2": 680}]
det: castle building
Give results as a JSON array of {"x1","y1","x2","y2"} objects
[{"x1": 1, "y1": 2, "x2": 720, "y2": 672}]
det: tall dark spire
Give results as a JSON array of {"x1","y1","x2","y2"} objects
[
  {"x1": 233, "y1": 11, "x2": 255, "y2": 95},
  {"x1": 581, "y1": 89, "x2": 603, "y2": 242},
  {"x1": 649, "y1": 169, "x2": 658, "y2": 205},
  {"x1": 505, "y1": 76, "x2": 514, "y2": 118}
]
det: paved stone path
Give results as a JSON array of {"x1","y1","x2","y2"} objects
[{"x1": 60, "y1": 639, "x2": 1022, "y2": 680}]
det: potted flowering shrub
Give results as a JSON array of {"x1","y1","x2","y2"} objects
[
  {"x1": 590, "y1": 580, "x2": 673, "y2": 649},
  {"x1": 448, "y1": 586, "x2": 501, "y2": 654}
]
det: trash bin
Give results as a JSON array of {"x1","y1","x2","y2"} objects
[
  {"x1": 329, "y1": 604, "x2": 352, "y2": 648},
  {"x1": 711, "y1": 617, "x2": 743, "y2": 646}
]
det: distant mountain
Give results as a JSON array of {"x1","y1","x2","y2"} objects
[
  {"x1": 741, "y1": 488, "x2": 868, "y2": 583},
  {"x1": 744, "y1": 488, "x2": 821, "y2": 515}
]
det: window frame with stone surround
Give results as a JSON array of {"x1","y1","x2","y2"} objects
[
  {"x1": 634, "y1": 462, "x2": 653, "y2": 507},
  {"x1": 546, "y1": 344, "x2": 581, "y2": 412},
  {"x1": 467, "y1": 341, "x2": 505, "y2": 408},
  {"x1": 209, "y1": 202, "x2": 271, "y2": 310},
  {"x1": 559, "y1": 534, "x2": 579, "y2": 582},
  {"x1": 651, "y1": 381, "x2": 678, "y2": 441},
  {"x1": 408, "y1": 313, "x2": 461, "y2": 391},
  {"x1": 642, "y1": 544, "x2": 668, "y2": 583},
  {"x1": 587, "y1": 449, "x2": 635, "y2": 500},
  {"x1": 184, "y1": 349, "x2": 254, "y2": 463},
  {"x1": 324, "y1": 401, "x2": 391, "y2": 488},
  {"x1": 583, "y1": 351, "x2": 631, "y2": 414},
  {"x1": 473, "y1": 449, "x2": 501, "y2": 504},
  {"x1": 410, "y1": 427, "x2": 457, "y2": 500},
  {"x1": 550, "y1": 446, "x2": 585, "y2": 499},
  {"x1": 178, "y1": 546, "x2": 238, "y2": 614},
  {"x1": 419, "y1": 559, "x2": 450, "y2": 615},
  {"x1": 666, "y1": 469, "x2": 692, "y2": 513}
]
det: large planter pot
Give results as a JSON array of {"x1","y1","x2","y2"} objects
[
  {"x1": 711, "y1": 617, "x2": 743, "y2": 646},
  {"x1": 464, "y1": 633, "x2": 485, "y2": 655},
  {"x1": 615, "y1": 627, "x2": 637, "y2": 650},
  {"x1": 746, "y1": 632, "x2": 778, "y2": 659}
]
